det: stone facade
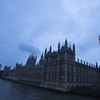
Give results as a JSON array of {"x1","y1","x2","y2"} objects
[
  {"x1": 2, "y1": 39, "x2": 100, "y2": 89},
  {"x1": 8, "y1": 55, "x2": 43, "y2": 83}
]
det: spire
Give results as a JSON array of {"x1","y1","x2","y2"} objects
[
  {"x1": 73, "y1": 43, "x2": 75, "y2": 52},
  {"x1": 45, "y1": 48, "x2": 47, "y2": 55},
  {"x1": 49, "y1": 46, "x2": 52, "y2": 53},
  {"x1": 65, "y1": 39, "x2": 67, "y2": 47},
  {"x1": 58, "y1": 42, "x2": 60, "y2": 51},
  {"x1": 69, "y1": 44, "x2": 71, "y2": 49},
  {"x1": 96, "y1": 62, "x2": 98, "y2": 68},
  {"x1": 41, "y1": 52, "x2": 43, "y2": 59}
]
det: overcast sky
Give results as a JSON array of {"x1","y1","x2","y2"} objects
[{"x1": 0, "y1": 0, "x2": 100, "y2": 69}]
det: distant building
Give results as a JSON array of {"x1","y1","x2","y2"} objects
[{"x1": 2, "y1": 39, "x2": 100, "y2": 89}]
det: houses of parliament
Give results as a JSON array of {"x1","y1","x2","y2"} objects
[{"x1": 2, "y1": 39, "x2": 100, "y2": 89}]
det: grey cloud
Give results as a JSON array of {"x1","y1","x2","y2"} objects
[
  {"x1": 18, "y1": 42, "x2": 40, "y2": 56},
  {"x1": 0, "y1": 1, "x2": 100, "y2": 69}
]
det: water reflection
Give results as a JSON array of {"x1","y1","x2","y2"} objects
[{"x1": 0, "y1": 79, "x2": 99, "y2": 100}]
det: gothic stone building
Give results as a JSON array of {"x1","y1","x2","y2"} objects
[
  {"x1": 3, "y1": 39, "x2": 100, "y2": 89},
  {"x1": 8, "y1": 55, "x2": 43, "y2": 83}
]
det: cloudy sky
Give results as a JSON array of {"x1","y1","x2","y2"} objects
[{"x1": 0, "y1": 0, "x2": 100, "y2": 69}]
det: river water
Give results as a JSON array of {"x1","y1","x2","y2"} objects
[{"x1": 0, "y1": 79, "x2": 99, "y2": 100}]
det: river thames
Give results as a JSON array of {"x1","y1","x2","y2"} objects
[{"x1": 0, "y1": 79, "x2": 99, "y2": 100}]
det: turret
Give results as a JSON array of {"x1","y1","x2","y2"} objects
[
  {"x1": 87, "y1": 62, "x2": 88, "y2": 66},
  {"x1": 69, "y1": 45, "x2": 71, "y2": 50},
  {"x1": 84, "y1": 61, "x2": 85, "y2": 64},
  {"x1": 81, "y1": 59, "x2": 82, "y2": 63},
  {"x1": 45, "y1": 48, "x2": 47, "y2": 55},
  {"x1": 49, "y1": 46, "x2": 52, "y2": 53},
  {"x1": 41, "y1": 52, "x2": 43, "y2": 59},
  {"x1": 26, "y1": 55, "x2": 36, "y2": 68},
  {"x1": 77, "y1": 58, "x2": 79, "y2": 62},
  {"x1": 96, "y1": 62, "x2": 98, "y2": 69},
  {"x1": 58, "y1": 42, "x2": 60, "y2": 51},
  {"x1": 65, "y1": 39, "x2": 67, "y2": 47},
  {"x1": 16, "y1": 62, "x2": 18, "y2": 66},
  {"x1": 73, "y1": 43, "x2": 75, "y2": 52},
  {"x1": 39, "y1": 53, "x2": 44, "y2": 66},
  {"x1": 99, "y1": 66, "x2": 100, "y2": 70}
]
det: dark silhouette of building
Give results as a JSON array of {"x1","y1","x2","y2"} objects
[{"x1": 2, "y1": 39, "x2": 100, "y2": 89}]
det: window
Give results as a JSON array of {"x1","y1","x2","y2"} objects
[{"x1": 59, "y1": 64, "x2": 64, "y2": 71}]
